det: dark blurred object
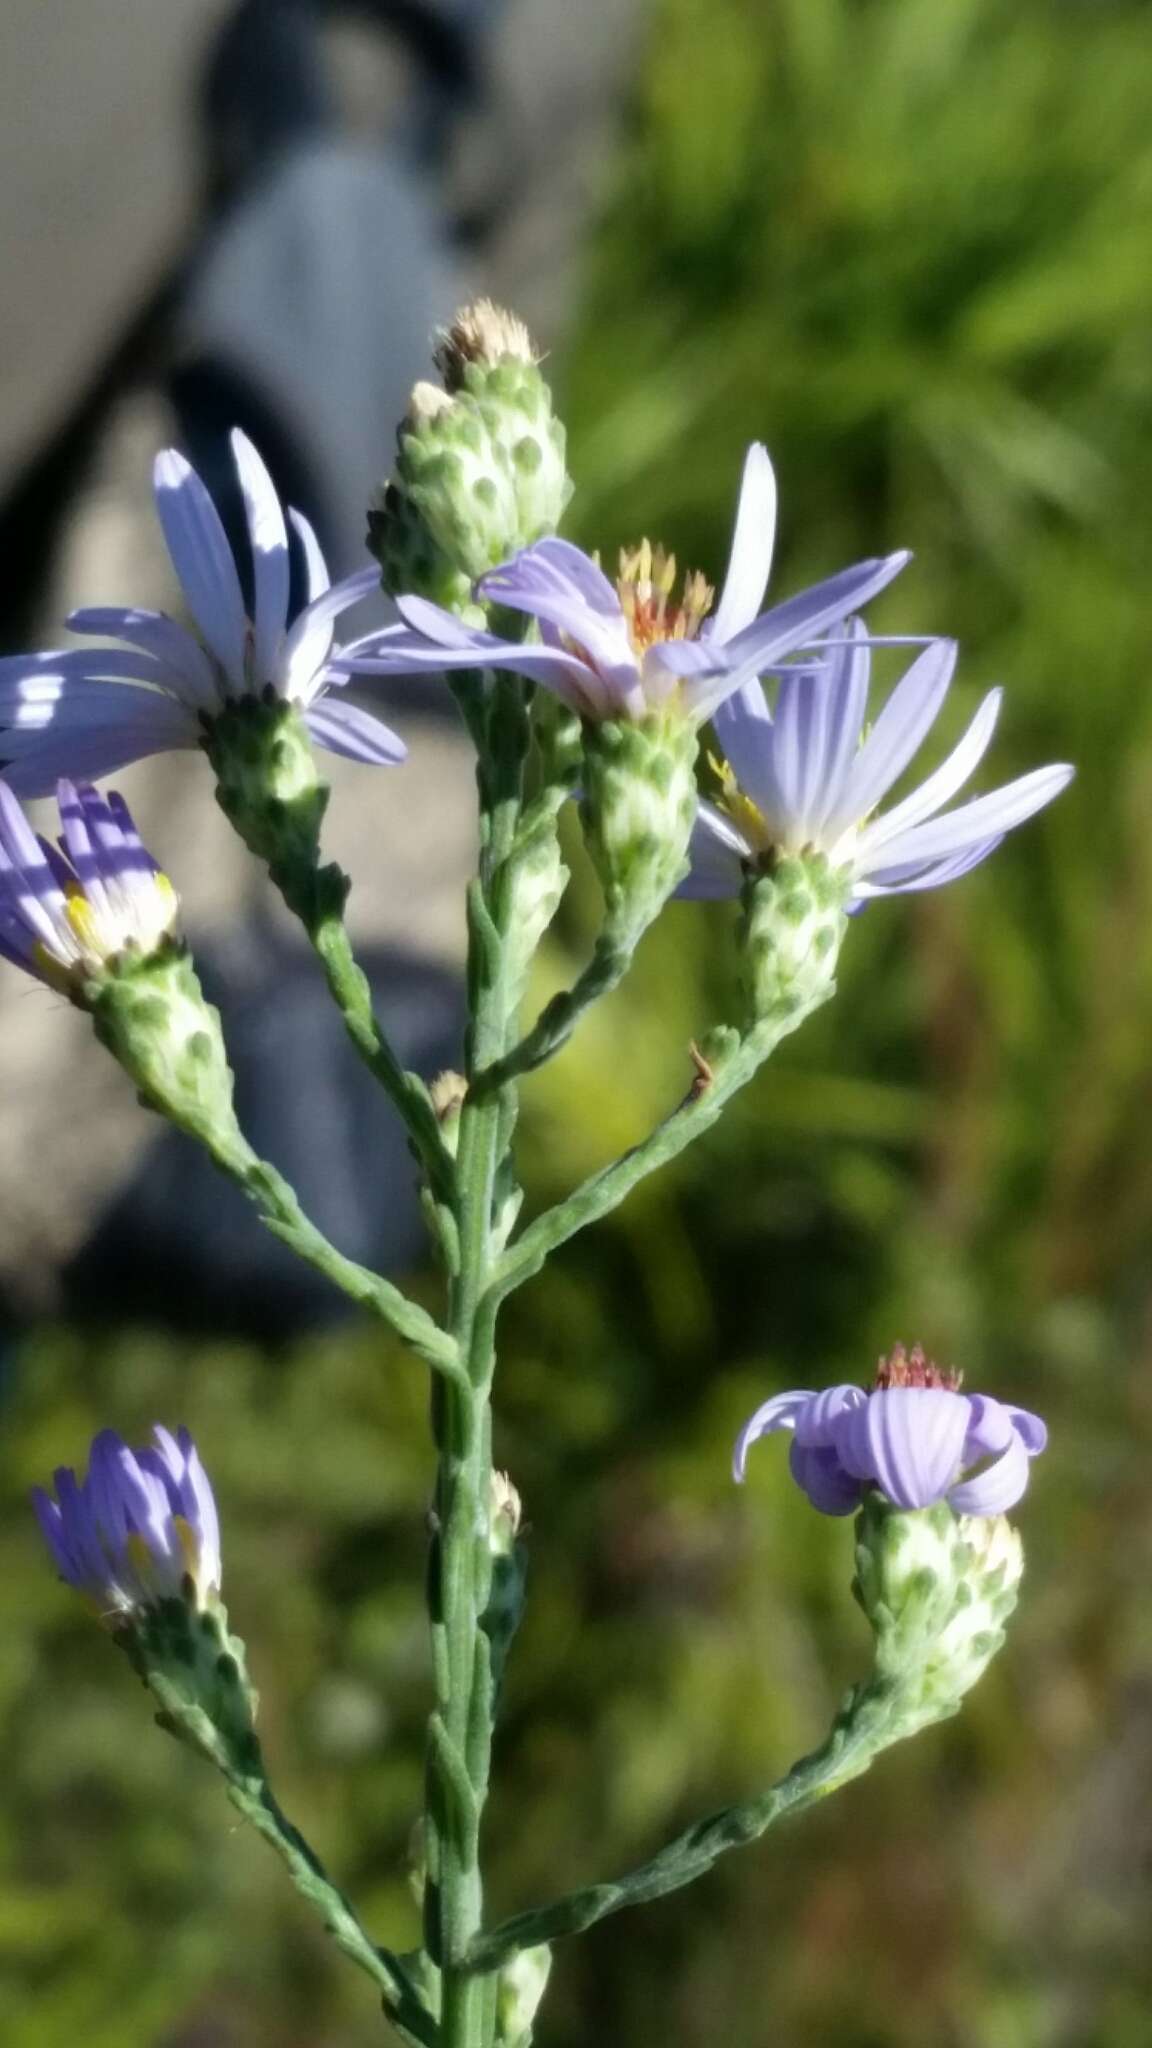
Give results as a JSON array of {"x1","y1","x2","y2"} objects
[
  {"x1": 0, "y1": 0, "x2": 486, "y2": 1336},
  {"x1": 65, "y1": 920, "x2": 465, "y2": 1338},
  {"x1": 177, "y1": 0, "x2": 478, "y2": 579},
  {"x1": 0, "y1": 0, "x2": 482, "y2": 645}
]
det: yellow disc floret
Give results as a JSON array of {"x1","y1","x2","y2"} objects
[{"x1": 615, "y1": 540, "x2": 714, "y2": 658}]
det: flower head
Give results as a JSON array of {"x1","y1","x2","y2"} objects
[
  {"x1": 0, "y1": 777, "x2": 177, "y2": 996},
  {"x1": 735, "y1": 1344, "x2": 1046, "y2": 1517},
  {"x1": 0, "y1": 431, "x2": 405, "y2": 794},
  {"x1": 341, "y1": 444, "x2": 908, "y2": 724},
  {"x1": 34, "y1": 1426, "x2": 221, "y2": 1618},
  {"x1": 686, "y1": 620, "x2": 1072, "y2": 904}
]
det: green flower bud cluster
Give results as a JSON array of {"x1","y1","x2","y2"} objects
[
  {"x1": 853, "y1": 1496, "x2": 1025, "y2": 1738},
  {"x1": 370, "y1": 300, "x2": 572, "y2": 605},
  {"x1": 580, "y1": 711, "x2": 700, "y2": 950},
  {"x1": 737, "y1": 851, "x2": 851, "y2": 1029}
]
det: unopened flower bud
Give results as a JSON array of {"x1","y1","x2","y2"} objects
[
  {"x1": 371, "y1": 302, "x2": 572, "y2": 601},
  {"x1": 430, "y1": 1070, "x2": 468, "y2": 1154},
  {"x1": 489, "y1": 1471, "x2": 523, "y2": 1557},
  {"x1": 495, "y1": 1942, "x2": 552, "y2": 2048},
  {"x1": 484, "y1": 1472, "x2": 528, "y2": 1704}
]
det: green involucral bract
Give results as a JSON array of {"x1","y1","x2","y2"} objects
[
  {"x1": 737, "y1": 852, "x2": 852, "y2": 1029},
  {"x1": 121, "y1": 1592, "x2": 260, "y2": 1773},
  {"x1": 853, "y1": 1496, "x2": 1025, "y2": 1738},
  {"x1": 205, "y1": 695, "x2": 329, "y2": 878},
  {"x1": 579, "y1": 710, "x2": 700, "y2": 949},
  {"x1": 88, "y1": 945, "x2": 241, "y2": 1153}
]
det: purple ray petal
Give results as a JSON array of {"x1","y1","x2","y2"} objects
[
  {"x1": 857, "y1": 763, "x2": 1074, "y2": 873},
  {"x1": 710, "y1": 444, "x2": 777, "y2": 643},
  {"x1": 721, "y1": 553, "x2": 910, "y2": 676},
  {"x1": 65, "y1": 609, "x2": 219, "y2": 710},
  {"x1": 153, "y1": 447, "x2": 248, "y2": 687},
  {"x1": 856, "y1": 835, "x2": 1003, "y2": 898},
  {"x1": 303, "y1": 696, "x2": 407, "y2": 765},
  {"x1": 180, "y1": 1433, "x2": 221, "y2": 1589},
  {"x1": 231, "y1": 430, "x2": 290, "y2": 683},
  {"x1": 793, "y1": 1383, "x2": 868, "y2": 1447},
  {"x1": 855, "y1": 689, "x2": 1003, "y2": 862},
  {"x1": 948, "y1": 1429, "x2": 1031, "y2": 1516},
  {"x1": 288, "y1": 507, "x2": 330, "y2": 603},
  {"x1": 827, "y1": 639, "x2": 958, "y2": 839},
  {"x1": 733, "y1": 1390, "x2": 814, "y2": 1480},
  {"x1": 0, "y1": 723, "x2": 196, "y2": 797},
  {"x1": 481, "y1": 536, "x2": 621, "y2": 620},
  {"x1": 282, "y1": 565, "x2": 381, "y2": 702},
  {"x1": 32, "y1": 1488, "x2": 75, "y2": 1583},
  {"x1": 839, "y1": 1386, "x2": 970, "y2": 1508},
  {"x1": 0, "y1": 647, "x2": 172, "y2": 694},
  {"x1": 1003, "y1": 1404, "x2": 1047, "y2": 1455},
  {"x1": 789, "y1": 1439, "x2": 862, "y2": 1515},
  {"x1": 479, "y1": 547, "x2": 637, "y2": 696},
  {"x1": 342, "y1": 620, "x2": 614, "y2": 717},
  {"x1": 960, "y1": 1394, "x2": 1016, "y2": 1462},
  {"x1": 803, "y1": 622, "x2": 873, "y2": 837}
]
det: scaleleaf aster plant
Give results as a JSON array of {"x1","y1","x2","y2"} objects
[{"x1": 11, "y1": 302, "x2": 1069, "y2": 2048}]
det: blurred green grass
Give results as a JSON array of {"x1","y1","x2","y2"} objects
[{"x1": 6, "y1": 0, "x2": 1152, "y2": 2038}]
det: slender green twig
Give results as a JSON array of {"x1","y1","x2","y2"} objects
[
  {"x1": 471, "y1": 927, "x2": 630, "y2": 1095},
  {"x1": 464, "y1": 1672, "x2": 908, "y2": 1971},
  {"x1": 225, "y1": 1769, "x2": 437, "y2": 2044},
  {"x1": 284, "y1": 863, "x2": 457, "y2": 1204},
  {"x1": 490, "y1": 987, "x2": 834, "y2": 1305},
  {"x1": 210, "y1": 1134, "x2": 461, "y2": 1378}
]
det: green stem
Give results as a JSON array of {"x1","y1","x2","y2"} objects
[
  {"x1": 491, "y1": 986, "x2": 834, "y2": 1305},
  {"x1": 472, "y1": 926, "x2": 630, "y2": 1096},
  {"x1": 224, "y1": 1768, "x2": 437, "y2": 2045},
  {"x1": 285, "y1": 865, "x2": 457, "y2": 1206},
  {"x1": 209, "y1": 1133, "x2": 460, "y2": 1378},
  {"x1": 464, "y1": 1672, "x2": 907, "y2": 1971},
  {"x1": 425, "y1": 675, "x2": 528, "y2": 2048}
]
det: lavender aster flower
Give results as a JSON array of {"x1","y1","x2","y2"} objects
[
  {"x1": 34, "y1": 1426, "x2": 221, "y2": 1617},
  {"x1": 0, "y1": 776, "x2": 177, "y2": 995},
  {"x1": 735, "y1": 1344, "x2": 1046, "y2": 1517},
  {"x1": 0, "y1": 431, "x2": 404, "y2": 795},
  {"x1": 687, "y1": 620, "x2": 1073, "y2": 904},
  {"x1": 339, "y1": 444, "x2": 909, "y2": 727}
]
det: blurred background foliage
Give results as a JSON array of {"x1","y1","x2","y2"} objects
[{"x1": 4, "y1": 0, "x2": 1152, "y2": 2040}]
